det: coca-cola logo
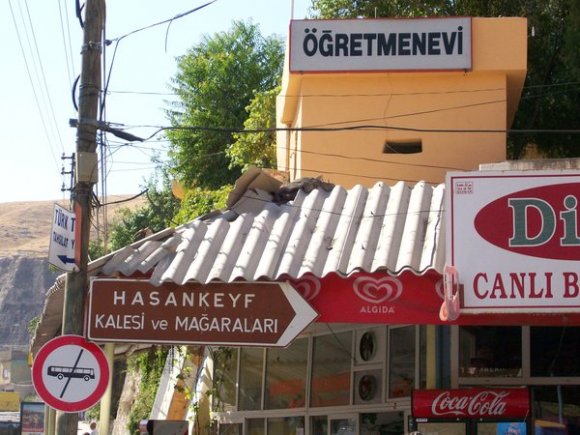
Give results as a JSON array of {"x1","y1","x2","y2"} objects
[{"x1": 432, "y1": 390, "x2": 509, "y2": 417}]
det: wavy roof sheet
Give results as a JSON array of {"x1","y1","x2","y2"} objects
[{"x1": 101, "y1": 180, "x2": 445, "y2": 285}]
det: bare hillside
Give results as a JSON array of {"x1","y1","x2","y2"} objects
[
  {"x1": 0, "y1": 196, "x2": 146, "y2": 258},
  {"x1": 0, "y1": 196, "x2": 147, "y2": 349}
]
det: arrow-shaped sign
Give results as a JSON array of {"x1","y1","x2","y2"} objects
[{"x1": 87, "y1": 279, "x2": 319, "y2": 347}]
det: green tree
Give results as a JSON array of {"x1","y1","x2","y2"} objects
[
  {"x1": 227, "y1": 86, "x2": 280, "y2": 172},
  {"x1": 310, "y1": 0, "x2": 580, "y2": 158},
  {"x1": 108, "y1": 177, "x2": 180, "y2": 251},
  {"x1": 166, "y1": 20, "x2": 284, "y2": 190}
]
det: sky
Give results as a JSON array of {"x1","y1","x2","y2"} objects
[{"x1": 0, "y1": 0, "x2": 311, "y2": 203}]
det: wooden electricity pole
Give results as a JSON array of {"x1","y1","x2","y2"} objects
[{"x1": 55, "y1": 0, "x2": 104, "y2": 433}]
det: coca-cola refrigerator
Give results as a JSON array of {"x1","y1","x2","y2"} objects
[{"x1": 410, "y1": 388, "x2": 530, "y2": 435}]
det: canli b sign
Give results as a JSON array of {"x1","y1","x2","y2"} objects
[{"x1": 447, "y1": 170, "x2": 580, "y2": 313}]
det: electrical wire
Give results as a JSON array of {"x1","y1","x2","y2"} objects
[
  {"x1": 233, "y1": 190, "x2": 445, "y2": 221},
  {"x1": 57, "y1": 0, "x2": 75, "y2": 89},
  {"x1": 22, "y1": 0, "x2": 66, "y2": 155},
  {"x1": 125, "y1": 122, "x2": 580, "y2": 138},
  {"x1": 7, "y1": 0, "x2": 61, "y2": 172},
  {"x1": 104, "y1": 79, "x2": 580, "y2": 99}
]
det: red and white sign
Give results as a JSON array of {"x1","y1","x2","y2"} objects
[
  {"x1": 289, "y1": 270, "x2": 443, "y2": 324},
  {"x1": 289, "y1": 270, "x2": 580, "y2": 326},
  {"x1": 32, "y1": 335, "x2": 109, "y2": 412},
  {"x1": 290, "y1": 17, "x2": 472, "y2": 73},
  {"x1": 447, "y1": 171, "x2": 580, "y2": 313},
  {"x1": 412, "y1": 388, "x2": 530, "y2": 419}
]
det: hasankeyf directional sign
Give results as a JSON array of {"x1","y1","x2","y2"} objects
[
  {"x1": 87, "y1": 279, "x2": 319, "y2": 347},
  {"x1": 447, "y1": 170, "x2": 580, "y2": 313},
  {"x1": 48, "y1": 204, "x2": 77, "y2": 272}
]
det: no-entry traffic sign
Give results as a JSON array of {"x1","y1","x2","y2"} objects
[{"x1": 32, "y1": 335, "x2": 109, "y2": 412}]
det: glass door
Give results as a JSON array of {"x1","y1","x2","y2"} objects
[
  {"x1": 330, "y1": 415, "x2": 358, "y2": 435},
  {"x1": 476, "y1": 421, "x2": 527, "y2": 435}
]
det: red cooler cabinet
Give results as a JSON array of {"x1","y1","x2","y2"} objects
[{"x1": 410, "y1": 388, "x2": 530, "y2": 435}]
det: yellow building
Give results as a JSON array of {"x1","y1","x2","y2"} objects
[{"x1": 277, "y1": 17, "x2": 527, "y2": 186}]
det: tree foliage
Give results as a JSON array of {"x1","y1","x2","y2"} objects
[
  {"x1": 310, "y1": 0, "x2": 580, "y2": 158},
  {"x1": 227, "y1": 86, "x2": 280, "y2": 172},
  {"x1": 166, "y1": 20, "x2": 284, "y2": 190},
  {"x1": 108, "y1": 178, "x2": 180, "y2": 251},
  {"x1": 172, "y1": 185, "x2": 232, "y2": 225}
]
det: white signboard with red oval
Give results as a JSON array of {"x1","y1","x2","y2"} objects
[
  {"x1": 447, "y1": 170, "x2": 580, "y2": 313},
  {"x1": 32, "y1": 335, "x2": 109, "y2": 412}
]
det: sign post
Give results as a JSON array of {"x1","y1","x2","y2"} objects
[
  {"x1": 48, "y1": 204, "x2": 78, "y2": 272},
  {"x1": 32, "y1": 335, "x2": 109, "y2": 413},
  {"x1": 87, "y1": 279, "x2": 318, "y2": 347}
]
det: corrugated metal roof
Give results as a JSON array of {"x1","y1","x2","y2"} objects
[
  {"x1": 30, "y1": 175, "x2": 445, "y2": 356},
  {"x1": 101, "y1": 179, "x2": 445, "y2": 284}
]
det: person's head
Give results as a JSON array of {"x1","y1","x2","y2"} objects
[{"x1": 90, "y1": 422, "x2": 97, "y2": 429}]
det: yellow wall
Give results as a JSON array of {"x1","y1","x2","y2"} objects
[{"x1": 277, "y1": 17, "x2": 527, "y2": 187}]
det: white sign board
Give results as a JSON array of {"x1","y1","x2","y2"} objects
[
  {"x1": 290, "y1": 17, "x2": 472, "y2": 72},
  {"x1": 446, "y1": 170, "x2": 580, "y2": 313},
  {"x1": 48, "y1": 204, "x2": 77, "y2": 271}
]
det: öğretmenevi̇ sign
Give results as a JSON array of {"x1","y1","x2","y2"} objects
[
  {"x1": 86, "y1": 279, "x2": 318, "y2": 347},
  {"x1": 289, "y1": 17, "x2": 472, "y2": 72}
]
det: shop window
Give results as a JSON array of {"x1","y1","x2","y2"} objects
[
  {"x1": 388, "y1": 326, "x2": 415, "y2": 398},
  {"x1": 311, "y1": 416, "x2": 328, "y2": 435},
  {"x1": 264, "y1": 338, "x2": 308, "y2": 409},
  {"x1": 239, "y1": 348, "x2": 263, "y2": 411},
  {"x1": 532, "y1": 386, "x2": 580, "y2": 434},
  {"x1": 530, "y1": 327, "x2": 580, "y2": 377},
  {"x1": 311, "y1": 331, "x2": 352, "y2": 407},
  {"x1": 212, "y1": 348, "x2": 238, "y2": 412},
  {"x1": 459, "y1": 326, "x2": 522, "y2": 378},
  {"x1": 217, "y1": 423, "x2": 242, "y2": 435},
  {"x1": 267, "y1": 416, "x2": 305, "y2": 434},
  {"x1": 246, "y1": 418, "x2": 265, "y2": 435},
  {"x1": 419, "y1": 326, "x2": 427, "y2": 389},
  {"x1": 360, "y1": 412, "x2": 405, "y2": 435}
]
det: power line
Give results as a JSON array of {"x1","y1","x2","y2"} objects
[
  {"x1": 7, "y1": 0, "x2": 61, "y2": 172},
  {"x1": 124, "y1": 122, "x2": 580, "y2": 138},
  {"x1": 22, "y1": 0, "x2": 66, "y2": 155},
  {"x1": 103, "y1": 79, "x2": 580, "y2": 99}
]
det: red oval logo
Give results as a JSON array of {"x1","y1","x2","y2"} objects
[{"x1": 474, "y1": 183, "x2": 580, "y2": 260}]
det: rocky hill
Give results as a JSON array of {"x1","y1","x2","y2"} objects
[{"x1": 0, "y1": 197, "x2": 145, "y2": 349}]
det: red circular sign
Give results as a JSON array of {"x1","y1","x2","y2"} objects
[{"x1": 32, "y1": 335, "x2": 109, "y2": 412}]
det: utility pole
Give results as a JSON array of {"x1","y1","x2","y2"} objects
[{"x1": 55, "y1": 0, "x2": 104, "y2": 433}]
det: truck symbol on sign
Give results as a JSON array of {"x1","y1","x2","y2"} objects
[{"x1": 47, "y1": 365, "x2": 95, "y2": 382}]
